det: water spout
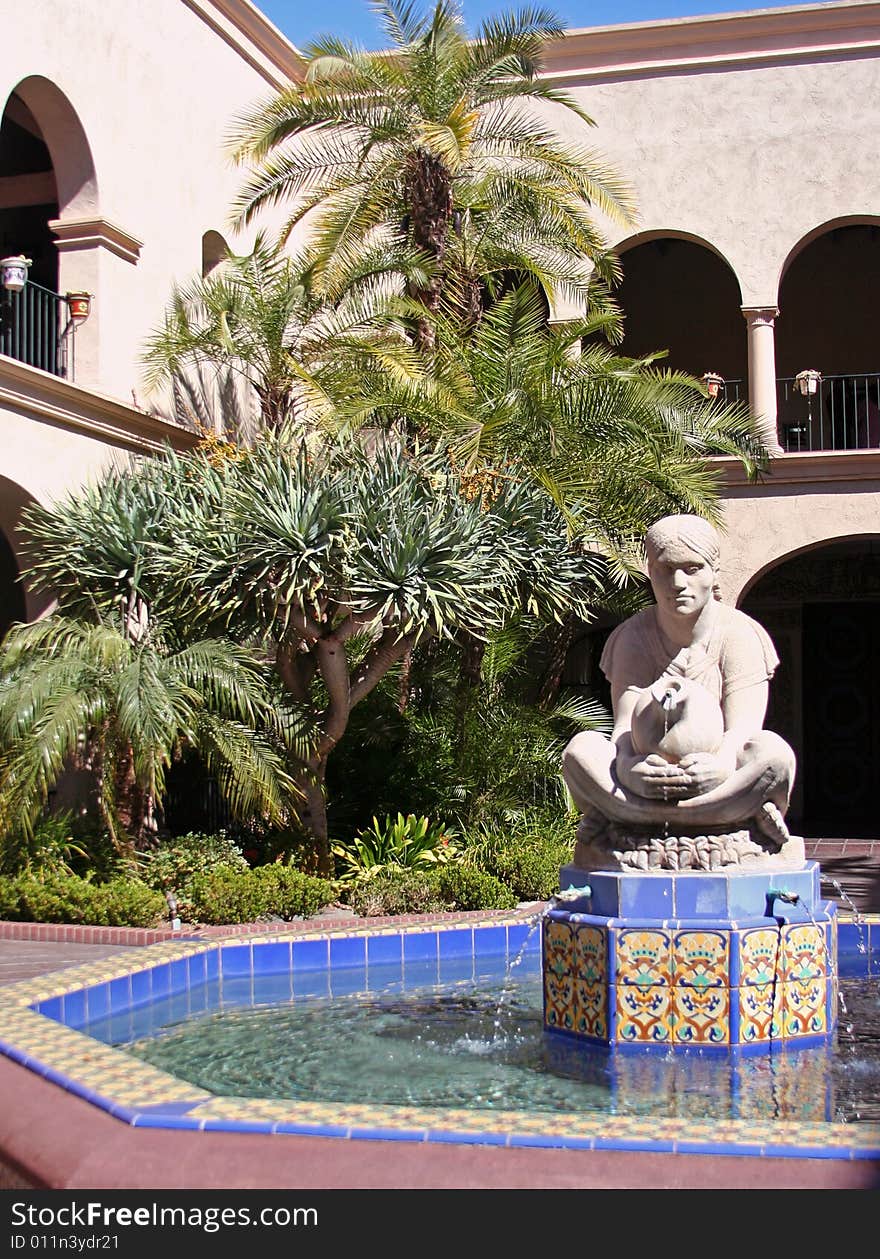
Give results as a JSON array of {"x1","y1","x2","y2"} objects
[
  {"x1": 551, "y1": 884, "x2": 592, "y2": 905},
  {"x1": 767, "y1": 888, "x2": 800, "y2": 906}
]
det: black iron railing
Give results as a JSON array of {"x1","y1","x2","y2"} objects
[
  {"x1": 778, "y1": 373, "x2": 880, "y2": 452},
  {"x1": 0, "y1": 280, "x2": 71, "y2": 378}
]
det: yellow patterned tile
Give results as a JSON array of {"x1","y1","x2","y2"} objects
[
  {"x1": 737, "y1": 980, "x2": 783, "y2": 1044},
  {"x1": 783, "y1": 978, "x2": 827, "y2": 1038},
  {"x1": 573, "y1": 925, "x2": 606, "y2": 984},
  {"x1": 615, "y1": 929, "x2": 672, "y2": 987},
  {"x1": 672, "y1": 930, "x2": 729, "y2": 988},
  {"x1": 574, "y1": 979, "x2": 607, "y2": 1040},
  {"x1": 781, "y1": 923, "x2": 829, "y2": 981},
  {"x1": 615, "y1": 982, "x2": 673, "y2": 1043},
  {"x1": 738, "y1": 928, "x2": 781, "y2": 987},
  {"x1": 672, "y1": 985, "x2": 729, "y2": 1045}
]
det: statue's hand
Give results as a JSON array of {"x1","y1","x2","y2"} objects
[
  {"x1": 617, "y1": 752, "x2": 696, "y2": 800},
  {"x1": 676, "y1": 751, "x2": 734, "y2": 796}
]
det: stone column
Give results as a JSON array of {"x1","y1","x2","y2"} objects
[{"x1": 742, "y1": 305, "x2": 784, "y2": 455}]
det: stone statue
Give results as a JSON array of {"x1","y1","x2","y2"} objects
[{"x1": 562, "y1": 514, "x2": 804, "y2": 872}]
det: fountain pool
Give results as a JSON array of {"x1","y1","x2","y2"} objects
[{"x1": 0, "y1": 915, "x2": 878, "y2": 1159}]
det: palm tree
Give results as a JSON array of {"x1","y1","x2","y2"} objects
[
  {"x1": 0, "y1": 617, "x2": 294, "y2": 851},
  {"x1": 431, "y1": 284, "x2": 767, "y2": 550},
  {"x1": 141, "y1": 233, "x2": 432, "y2": 437},
  {"x1": 229, "y1": 0, "x2": 634, "y2": 348}
]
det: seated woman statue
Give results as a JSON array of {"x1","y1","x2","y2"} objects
[{"x1": 562, "y1": 514, "x2": 803, "y2": 871}]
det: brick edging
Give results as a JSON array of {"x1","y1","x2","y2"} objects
[{"x1": 0, "y1": 906, "x2": 540, "y2": 947}]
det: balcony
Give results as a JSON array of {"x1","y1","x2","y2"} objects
[
  {"x1": 0, "y1": 279, "x2": 79, "y2": 380},
  {"x1": 711, "y1": 374, "x2": 880, "y2": 454},
  {"x1": 778, "y1": 374, "x2": 880, "y2": 453}
]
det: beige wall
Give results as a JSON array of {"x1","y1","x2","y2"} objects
[
  {"x1": 1, "y1": 0, "x2": 294, "y2": 401},
  {"x1": 545, "y1": 4, "x2": 880, "y2": 307}
]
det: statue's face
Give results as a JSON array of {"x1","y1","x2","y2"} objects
[{"x1": 647, "y1": 540, "x2": 716, "y2": 618}]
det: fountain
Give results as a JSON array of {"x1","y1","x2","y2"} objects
[{"x1": 547, "y1": 514, "x2": 837, "y2": 1050}]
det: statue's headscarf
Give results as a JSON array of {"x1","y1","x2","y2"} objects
[{"x1": 644, "y1": 515, "x2": 722, "y2": 598}]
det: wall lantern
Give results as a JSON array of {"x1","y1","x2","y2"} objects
[
  {"x1": 0, "y1": 255, "x2": 32, "y2": 292},
  {"x1": 701, "y1": 371, "x2": 724, "y2": 399},
  {"x1": 795, "y1": 369, "x2": 822, "y2": 397},
  {"x1": 65, "y1": 291, "x2": 93, "y2": 323}
]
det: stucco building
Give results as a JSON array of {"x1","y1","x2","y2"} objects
[{"x1": 1, "y1": 0, "x2": 878, "y2": 835}]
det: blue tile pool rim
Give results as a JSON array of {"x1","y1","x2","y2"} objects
[{"x1": 0, "y1": 914, "x2": 878, "y2": 1161}]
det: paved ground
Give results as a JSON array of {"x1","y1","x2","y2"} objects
[{"x1": 0, "y1": 940, "x2": 141, "y2": 986}]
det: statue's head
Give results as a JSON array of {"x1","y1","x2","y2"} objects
[{"x1": 644, "y1": 514, "x2": 722, "y2": 606}]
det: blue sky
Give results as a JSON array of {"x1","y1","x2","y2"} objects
[{"x1": 255, "y1": 0, "x2": 804, "y2": 51}]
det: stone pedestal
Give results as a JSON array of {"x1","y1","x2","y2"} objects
[{"x1": 542, "y1": 862, "x2": 837, "y2": 1049}]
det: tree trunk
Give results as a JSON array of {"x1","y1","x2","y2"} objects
[
  {"x1": 536, "y1": 613, "x2": 577, "y2": 710},
  {"x1": 298, "y1": 761, "x2": 332, "y2": 876},
  {"x1": 404, "y1": 148, "x2": 453, "y2": 352},
  {"x1": 454, "y1": 629, "x2": 485, "y2": 750}
]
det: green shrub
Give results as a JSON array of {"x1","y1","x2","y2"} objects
[
  {"x1": 464, "y1": 811, "x2": 575, "y2": 901},
  {"x1": 0, "y1": 873, "x2": 165, "y2": 927},
  {"x1": 342, "y1": 864, "x2": 516, "y2": 916},
  {"x1": 333, "y1": 813, "x2": 459, "y2": 883},
  {"x1": 186, "y1": 865, "x2": 333, "y2": 924},
  {"x1": 142, "y1": 832, "x2": 249, "y2": 892},
  {"x1": 428, "y1": 865, "x2": 518, "y2": 911},
  {"x1": 251, "y1": 865, "x2": 333, "y2": 919},
  {"x1": 344, "y1": 868, "x2": 447, "y2": 917},
  {"x1": 1, "y1": 811, "x2": 121, "y2": 880}
]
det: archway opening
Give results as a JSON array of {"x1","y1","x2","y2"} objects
[
  {"x1": 0, "y1": 91, "x2": 58, "y2": 290},
  {"x1": 0, "y1": 527, "x2": 25, "y2": 642},
  {"x1": 610, "y1": 236, "x2": 747, "y2": 399},
  {"x1": 776, "y1": 223, "x2": 880, "y2": 450},
  {"x1": 201, "y1": 230, "x2": 229, "y2": 277},
  {"x1": 741, "y1": 537, "x2": 880, "y2": 838}
]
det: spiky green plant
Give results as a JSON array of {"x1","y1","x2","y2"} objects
[{"x1": 13, "y1": 437, "x2": 605, "y2": 871}]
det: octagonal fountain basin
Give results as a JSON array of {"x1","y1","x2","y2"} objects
[{"x1": 1, "y1": 915, "x2": 878, "y2": 1159}]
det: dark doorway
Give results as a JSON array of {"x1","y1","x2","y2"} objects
[
  {"x1": 802, "y1": 601, "x2": 880, "y2": 838},
  {"x1": 0, "y1": 529, "x2": 25, "y2": 641}
]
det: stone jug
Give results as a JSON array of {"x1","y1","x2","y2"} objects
[{"x1": 630, "y1": 675, "x2": 724, "y2": 762}]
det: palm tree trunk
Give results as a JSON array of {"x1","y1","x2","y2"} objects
[
  {"x1": 536, "y1": 613, "x2": 576, "y2": 709},
  {"x1": 405, "y1": 148, "x2": 453, "y2": 351}
]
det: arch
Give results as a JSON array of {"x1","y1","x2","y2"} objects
[
  {"x1": 0, "y1": 475, "x2": 52, "y2": 625},
  {"x1": 615, "y1": 228, "x2": 741, "y2": 288},
  {"x1": 606, "y1": 230, "x2": 746, "y2": 386},
  {"x1": 774, "y1": 220, "x2": 880, "y2": 449},
  {"x1": 777, "y1": 215, "x2": 880, "y2": 292},
  {"x1": 4, "y1": 76, "x2": 98, "y2": 219},
  {"x1": 740, "y1": 535, "x2": 880, "y2": 837},
  {"x1": 738, "y1": 533, "x2": 880, "y2": 606},
  {"x1": 201, "y1": 230, "x2": 230, "y2": 277}
]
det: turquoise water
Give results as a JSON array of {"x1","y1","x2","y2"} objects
[{"x1": 84, "y1": 956, "x2": 880, "y2": 1125}]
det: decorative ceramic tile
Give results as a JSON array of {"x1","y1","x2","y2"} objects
[
  {"x1": 614, "y1": 929, "x2": 672, "y2": 987},
  {"x1": 573, "y1": 979, "x2": 607, "y2": 1040},
  {"x1": 737, "y1": 980, "x2": 783, "y2": 1043},
  {"x1": 672, "y1": 929, "x2": 729, "y2": 988},
  {"x1": 573, "y1": 924, "x2": 607, "y2": 985},
  {"x1": 672, "y1": 985, "x2": 729, "y2": 1045},
  {"x1": 542, "y1": 918, "x2": 574, "y2": 978},
  {"x1": 543, "y1": 970, "x2": 576, "y2": 1031},
  {"x1": 783, "y1": 978, "x2": 827, "y2": 1038},
  {"x1": 781, "y1": 923, "x2": 829, "y2": 981},
  {"x1": 615, "y1": 982, "x2": 673, "y2": 1043},
  {"x1": 738, "y1": 928, "x2": 781, "y2": 986}
]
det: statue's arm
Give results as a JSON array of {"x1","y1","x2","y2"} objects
[
  {"x1": 677, "y1": 679, "x2": 770, "y2": 792},
  {"x1": 611, "y1": 684, "x2": 694, "y2": 799}
]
